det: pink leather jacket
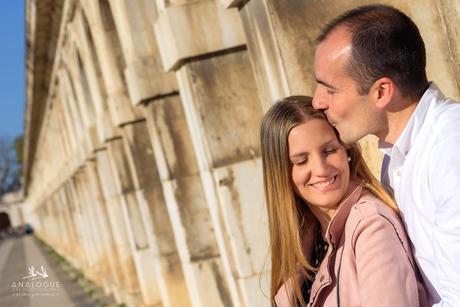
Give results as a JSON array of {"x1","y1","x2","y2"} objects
[{"x1": 275, "y1": 183, "x2": 428, "y2": 307}]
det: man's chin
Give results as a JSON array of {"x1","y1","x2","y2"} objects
[{"x1": 336, "y1": 130, "x2": 360, "y2": 145}]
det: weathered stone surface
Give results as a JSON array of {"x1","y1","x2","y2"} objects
[
  {"x1": 109, "y1": 0, "x2": 178, "y2": 105},
  {"x1": 178, "y1": 50, "x2": 262, "y2": 169},
  {"x1": 154, "y1": 1, "x2": 246, "y2": 71},
  {"x1": 24, "y1": 1, "x2": 460, "y2": 306},
  {"x1": 144, "y1": 96, "x2": 199, "y2": 179}
]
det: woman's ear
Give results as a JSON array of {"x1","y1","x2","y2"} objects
[{"x1": 370, "y1": 77, "x2": 394, "y2": 109}]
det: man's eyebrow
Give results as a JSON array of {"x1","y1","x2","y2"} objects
[{"x1": 316, "y1": 78, "x2": 337, "y2": 90}]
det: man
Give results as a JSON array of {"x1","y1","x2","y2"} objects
[{"x1": 312, "y1": 4, "x2": 460, "y2": 306}]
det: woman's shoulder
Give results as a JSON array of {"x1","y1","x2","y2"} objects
[
  {"x1": 345, "y1": 188, "x2": 411, "y2": 251},
  {"x1": 348, "y1": 189, "x2": 401, "y2": 224}
]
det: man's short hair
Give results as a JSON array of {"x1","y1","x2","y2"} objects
[{"x1": 317, "y1": 5, "x2": 428, "y2": 98}]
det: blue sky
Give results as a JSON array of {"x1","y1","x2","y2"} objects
[{"x1": 0, "y1": 1, "x2": 25, "y2": 139}]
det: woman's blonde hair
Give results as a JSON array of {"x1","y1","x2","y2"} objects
[{"x1": 260, "y1": 96, "x2": 396, "y2": 306}]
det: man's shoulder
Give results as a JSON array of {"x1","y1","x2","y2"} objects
[
  {"x1": 421, "y1": 96, "x2": 460, "y2": 143},
  {"x1": 429, "y1": 95, "x2": 460, "y2": 123}
]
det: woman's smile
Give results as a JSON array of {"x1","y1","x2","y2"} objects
[{"x1": 288, "y1": 119, "x2": 350, "y2": 213}]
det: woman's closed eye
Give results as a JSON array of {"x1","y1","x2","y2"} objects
[
  {"x1": 324, "y1": 148, "x2": 337, "y2": 155},
  {"x1": 292, "y1": 157, "x2": 308, "y2": 165}
]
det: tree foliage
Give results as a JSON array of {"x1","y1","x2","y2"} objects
[{"x1": 0, "y1": 135, "x2": 23, "y2": 197}]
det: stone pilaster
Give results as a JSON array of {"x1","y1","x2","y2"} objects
[
  {"x1": 79, "y1": 0, "x2": 143, "y2": 126},
  {"x1": 154, "y1": 1, "x2": 269, "y2": 305},
  {"x1": 95, "y1": 148, "x2": 142, "y2": 306}
]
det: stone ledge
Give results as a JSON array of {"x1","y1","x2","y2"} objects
[{"x1": 154, "y1": 1, "x2": 246, "y2": 71}]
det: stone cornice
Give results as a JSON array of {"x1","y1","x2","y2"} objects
[{"x1": 24, "y1": 0, "x2": 66, "y2": 193}]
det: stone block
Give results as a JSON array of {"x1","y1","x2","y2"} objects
[
  {"x1": 125, "y1": 56, "x2": 178, "y2": 105},
  {"x1": 237, "y1": 271, "x2": 270, "y2": 307},
  {"x1": 154, "y1": 1, "x2": 246, "y2": 71},
  {"x1": 184, "y1": 258, "x2": 233, "y2": 307},
  {"x1": 156, "y1": 253, "x2": 192, "y2": 307},
  {"x1": 132, "y1": 249, "x2": 162, "y2": 306},
  {"x1": 162, "y1": 176, "x2": 219, "y2": 260},
  {"x1": 213, "y1": 158, "x2": 268, "y2": 278},
  {"x1": 143, "y1": 95, "x2": 199, "y2": 180},
  {"x1": 178, "y1": 50, "x2": 263, "y2": 169}
]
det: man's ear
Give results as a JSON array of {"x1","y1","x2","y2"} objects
[{"x1": 370, "y1": 77, "x2": 394, "y2": 109}]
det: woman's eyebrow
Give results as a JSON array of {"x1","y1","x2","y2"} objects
[
  {"x1": 289, "y1": 139, "x2": 338, "y2": 159},
  {"x1": 289, "y1": 152, "x2": 308, "y2": 160},
  {"x1": 320, "y1": 139, "x2": 338, "y2": 148}
]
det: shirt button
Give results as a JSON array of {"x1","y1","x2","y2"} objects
[{"x1": 396, "y1": 170, "x2": 402, "y2": 176}]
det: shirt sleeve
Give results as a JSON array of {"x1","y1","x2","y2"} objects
[
  {"x1": 353, "y1": 213, "x2": 423, "y2": 307},
  {"x1": 429, "y1": 136, "x2": 460, "y2": 306}
]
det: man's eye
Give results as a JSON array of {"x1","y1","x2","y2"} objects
[{"x1": 326, "y1": 89, "x2": 335, "y2": 95}]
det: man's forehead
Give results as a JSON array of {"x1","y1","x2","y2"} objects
[{"x1": 317, "y1": 27, "x2": 352, "y2": 63}]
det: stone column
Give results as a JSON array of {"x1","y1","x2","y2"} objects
[
  {"x1": 57, "y1": 67, "x2": 89, "y2": 166},
  {"x1": 108, "y1": 0, "x2": 176, "y2": 105},
  {"x1": 75, "y1": 167, "x2": 110, "y2": 286},
  {"x1": 48, "y1": 192, "x2": 71, "y2": 256},
  {"x1": 85, "y1": 158, "x2": 125, "y2": 295},
  {"x1": 60, "y1": 40, "x2": 99, "y2": 152},
  {"x1": 120, "y1": 119, "x2": 190, "y2": 307},
  {"x1": 144, "y1": 94, "x2": 233, "y2": 307},
  {"x1": 70, "y1": 172, "x2": 99, "y2": 278},
  {"x1": 106, "y1": 1, "x2": 190, "y2": 306},
  {"x1": 154, "y1": 1, "x2": 269, "y2": 305},
  {"x1": 56, "y1": 186, "x2": 80, "y2": 265},
  {"x1": 95, "y1": 148, "x2": 142, "y2": 305},
  {"x1": 80, "y1": 0, "x2": 142, "y2": 127},
  {"x1": 105, "y1": 137, "x2": 163, "y2": 307},
  {"x1": 63, "y1": 181, "x2": 87, "y2": 268},
  {"x1": 67, "y1": 6, "x2": 119, "y2": 142}
]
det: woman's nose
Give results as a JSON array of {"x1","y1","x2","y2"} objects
[{"x1": 311, "y1": 156, "x2": 330, "y2": 176}]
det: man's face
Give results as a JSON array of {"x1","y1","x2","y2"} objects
[{"x1": 312, "y1": 27, "x2": 380, "y2": 144}]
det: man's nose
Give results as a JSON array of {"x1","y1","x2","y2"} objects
[{"x1": 312, "y1": 87, "x2": 328, "y2": 110}]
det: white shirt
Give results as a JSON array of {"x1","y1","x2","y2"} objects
[{"x1": 380, "y1": 82, "x2": 460, "y2": 307}]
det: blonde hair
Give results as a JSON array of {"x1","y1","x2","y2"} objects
[{"x1": 260, "y1": 96, "x2": 396, "y2": 306}]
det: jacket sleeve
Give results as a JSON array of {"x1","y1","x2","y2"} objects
[
  {"x1": 352, "y1": 213, "x2": 422, "y2": 307},
  {"x1": 430, "y1": 135, "x2": 460, "y2": 307}
]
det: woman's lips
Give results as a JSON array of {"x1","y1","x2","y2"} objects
[{"x1": 309, "y1": 175, "x2": 338, "y2": 192}]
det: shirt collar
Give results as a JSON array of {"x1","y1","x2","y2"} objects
[
  {"x1": 378, "y1": 82, "x2": 442, "y2": 160},
  {"x1": 325, "y1": 180, "x2": 363, "y2": 244}
]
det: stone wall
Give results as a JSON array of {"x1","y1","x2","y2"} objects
[{"x1": 24, "y1": 0, "x2": 460, "y2": 306}]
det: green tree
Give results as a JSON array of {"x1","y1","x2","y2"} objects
[{"x1": 0, "y1": 135, "x2": 23, "y2": 197}]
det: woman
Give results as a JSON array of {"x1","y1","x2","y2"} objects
[{"x1": 260, "y1": 96, "x2": 427, "y2": 306}]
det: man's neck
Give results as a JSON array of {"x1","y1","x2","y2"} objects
[{"x1": 379, "y1": 97, "x2": 420, "y2": 145}]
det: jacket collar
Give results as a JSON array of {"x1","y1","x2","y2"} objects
[{"x1": 325, "y1": 180, "x2": 363, "y2": 245}]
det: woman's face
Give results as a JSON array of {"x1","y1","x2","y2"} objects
[{"x1": 288, "y1": 118, "x2": 350, "y2": 213}]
